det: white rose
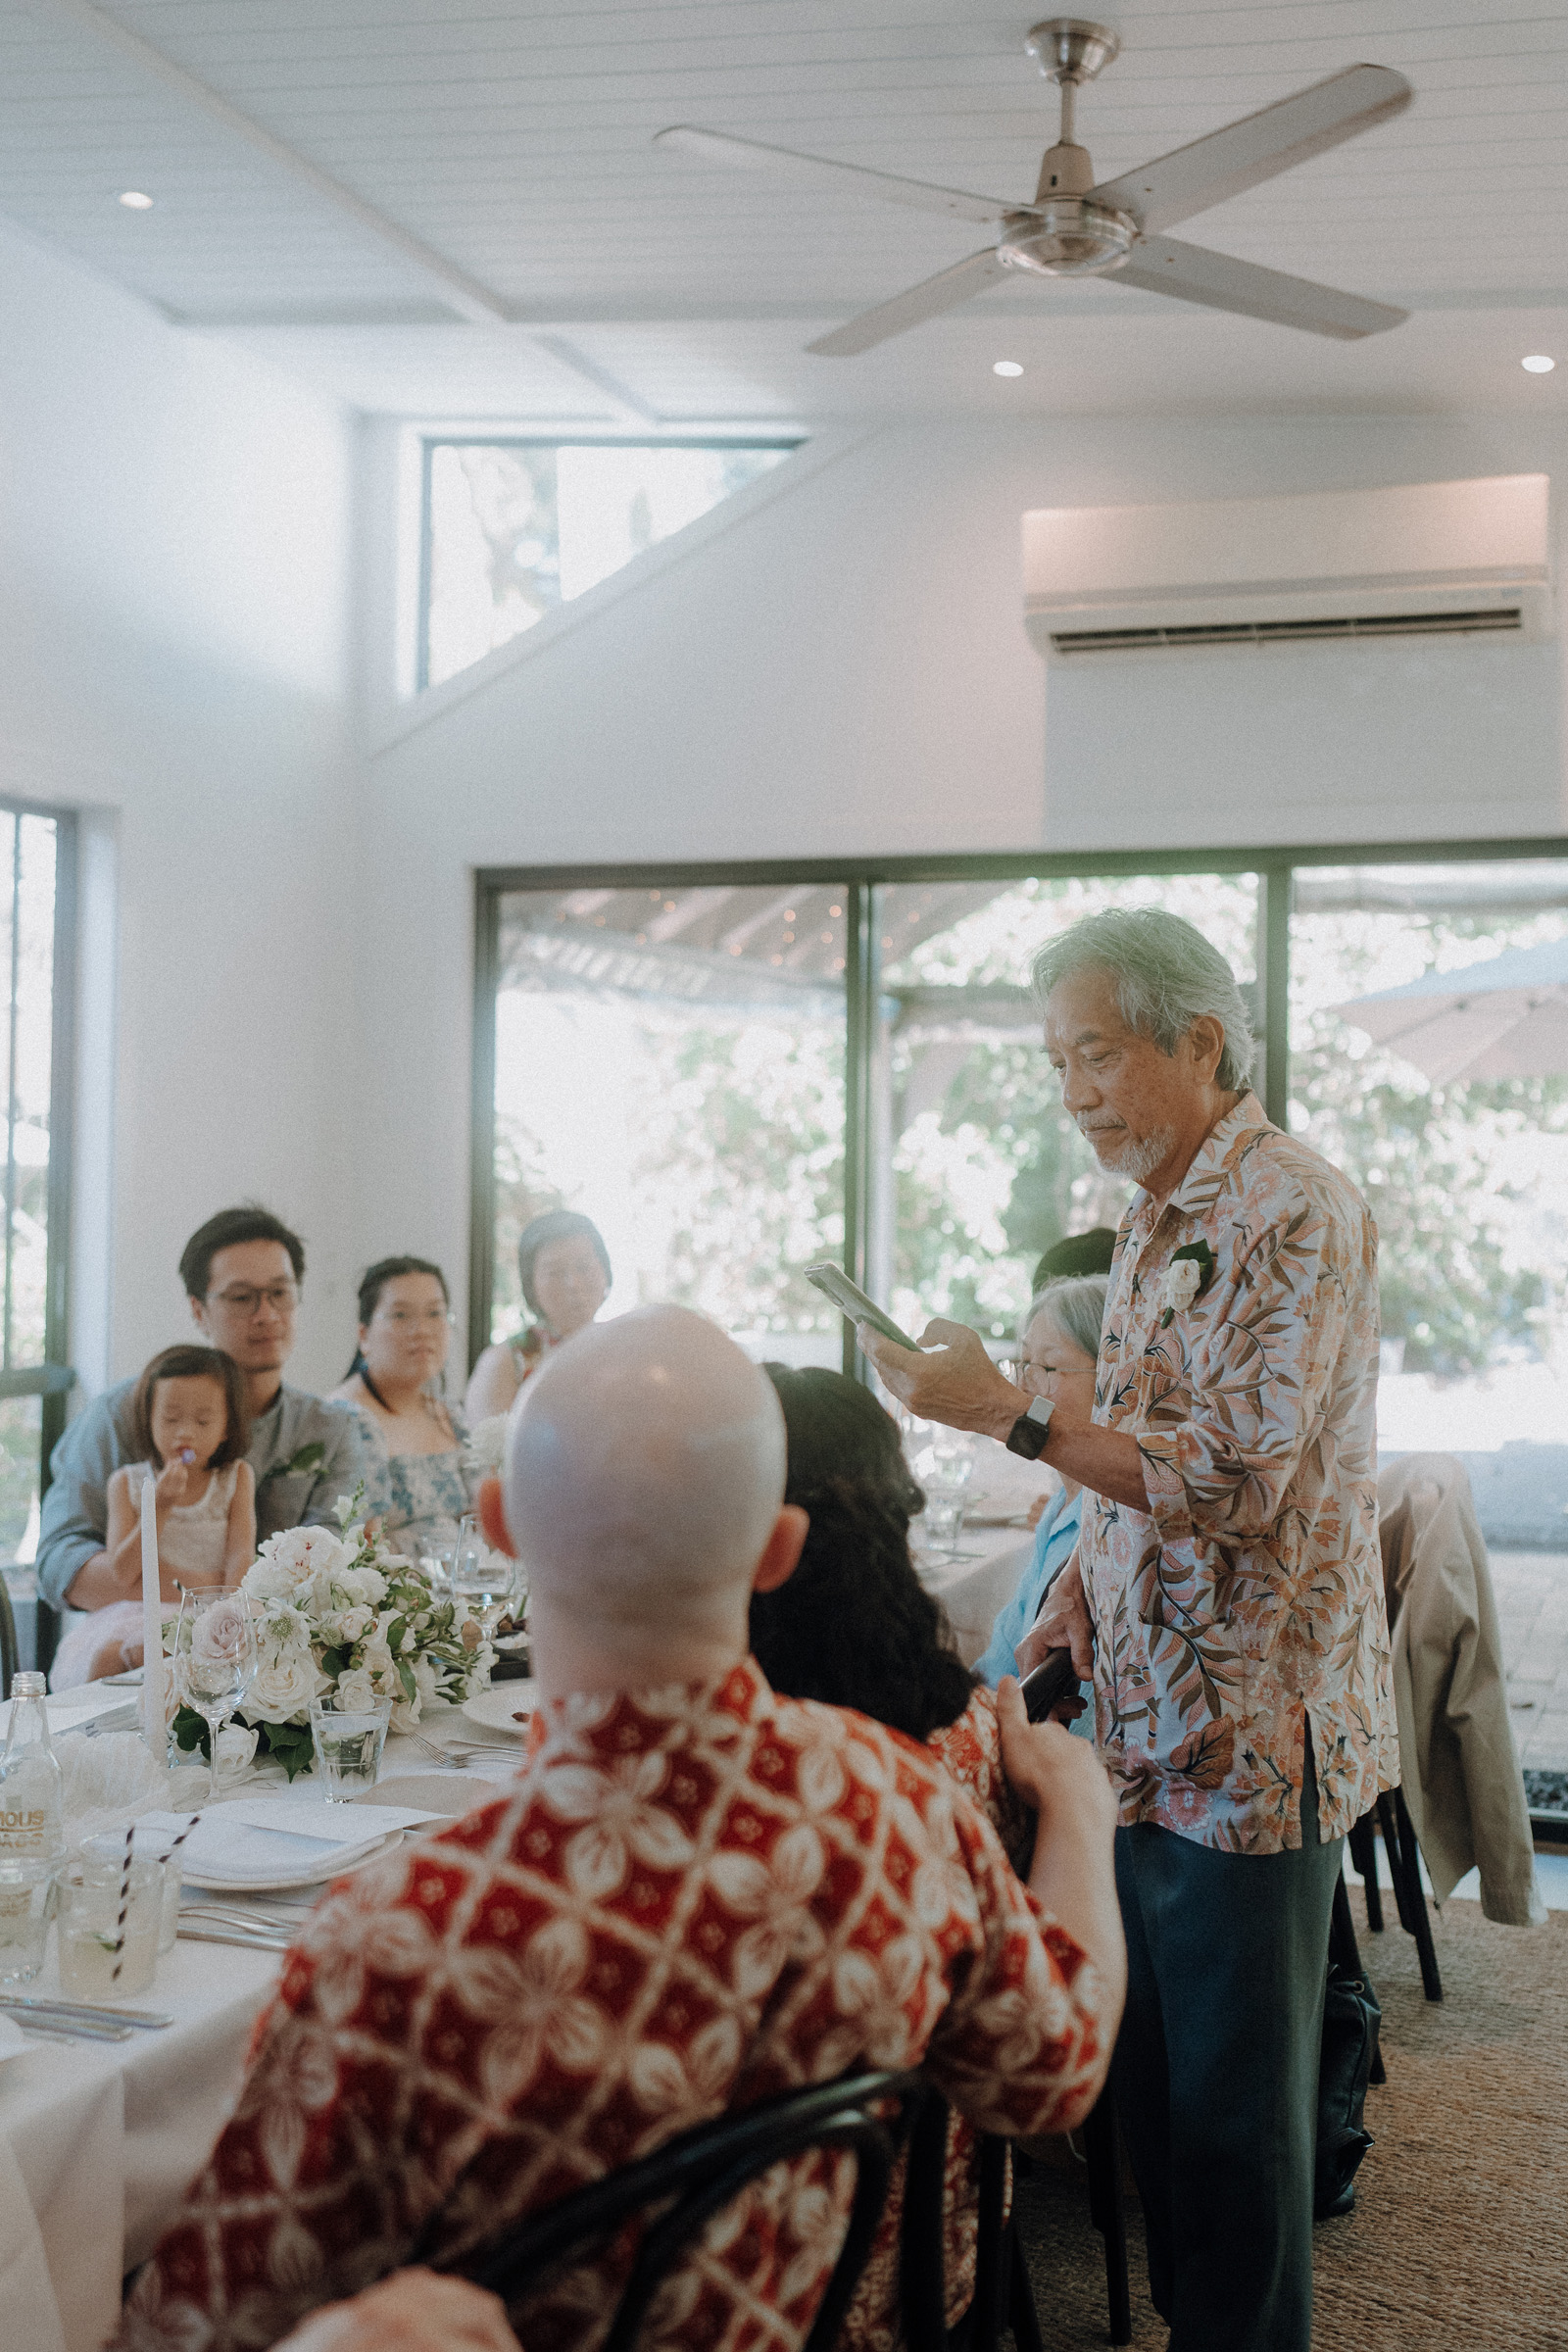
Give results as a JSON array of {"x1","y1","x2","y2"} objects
[
  {"x1": 412, "y1": 1655, "x2": 439, "y2": 1706},
  {"x1": 242, "y1": 1558, "x2": 292, "y2": 1602},
  {"x1": 255, "y1": 1526, "x2": 353, "y2": 1591},
  {"x1": 465, "y1": 1415, "x2": 508, "y2": 1475},
  {"x1": 216, "y1": 1721, "x2": 259, "y2": 1773},
  {"x1": 345, "y1": 1568, "x2": 386, "y2": 1607},
  {"x1": 1164, "y1": 1259, "x2": 1202, "y2": 1311},
  {"x1": 333, "y1": 1667, "x2": 380, "y2": 1714},
  {"x1": 335, "y1": 1605, "x2": 374, "y2": 1643},
  {"x1": 245, "y1": 1651, "x2": 322, "y2": 1724}
]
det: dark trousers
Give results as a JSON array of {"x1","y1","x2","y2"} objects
[{"x1": 1109, "y1": 1740, "x2": 1343, "y2": 2352}]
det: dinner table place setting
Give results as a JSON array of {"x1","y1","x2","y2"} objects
[{"x1": 0, "y1": 1668, "x2": 534, "y2": 2352}]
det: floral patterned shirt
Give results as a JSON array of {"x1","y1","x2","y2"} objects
[
  {"x1": 1084, "y1": 1091, "x2": 1396, "y2": 1852},
  {"x1": 115, "y1": 1660, "x2": 1106, "y2": 2352}
]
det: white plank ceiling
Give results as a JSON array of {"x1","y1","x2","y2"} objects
[{"x1": 1, "y1": 0, "x2": 1566, "y2": 417}]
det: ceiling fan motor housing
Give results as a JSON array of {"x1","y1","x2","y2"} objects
[{"x1": 1000, "y1": 198, "x2": 1138, "y2": 277}]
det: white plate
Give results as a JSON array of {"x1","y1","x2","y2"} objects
[
  {"x1": 462, "y1": 1683, "x2": 539, "y2": 1737},
  {"x1": 181, "y1": 1828, "x2": 405, "y2": 1894}
]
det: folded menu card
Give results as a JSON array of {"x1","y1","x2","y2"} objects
[
  {"x1": 138, "y1": 1796, "x2": 447, "y2": 1885},
  {"x1": 0, "y1": 1687, "x2": 137, "y2": 1738}
]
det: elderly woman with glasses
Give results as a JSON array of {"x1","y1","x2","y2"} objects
[
  {"x1": 330, "y1": 1256, "x2": 474, "y2": 1565},
  {"x1": 974, "y1": 1273, "x2": 1106, "y2": 1714}
]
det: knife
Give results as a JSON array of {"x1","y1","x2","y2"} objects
[
  {"x1": 0, "y1": 1992, "x2": 172, "y2": 2031},
  {"x1": 177, "y1": 1924, "x2": 291, "y2": 1953},
  {"x1": 0, "y1": 2002, "x2": 134, "y2": 2040}
]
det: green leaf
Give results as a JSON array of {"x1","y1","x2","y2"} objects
[
  {"x1": 172, "y1": 1702, "x2": 209, "y2": 1758},
  {"x1": 265, "y1": 1442, "x2": 326, "y2": 1483},
  {"x1": 397, "y1": 1659, "x2": 417, "y2": 1702},
  {"x1": 256, "y1": 1720, "x2": 316, "y2": 1781}
]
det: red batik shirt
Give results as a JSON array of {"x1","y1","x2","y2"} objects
[{"x1": 115, "y1": 1660, "x2": 1106, "y2": 2352}]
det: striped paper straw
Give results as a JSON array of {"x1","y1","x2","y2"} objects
[
  {"x1": 154, "y1": 1812, "x2": 202, "y2": 1868},
  {"x1": 110, "y1": 1821, "x2": 135, "y2": 1985}
]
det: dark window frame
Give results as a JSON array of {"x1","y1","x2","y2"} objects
[
  {"x1": 417, "y1": 436, "x2": 805, "y2": 695},
  {"x1": 470, "y1": 833, "x2": 1568, "y2": 1373}
]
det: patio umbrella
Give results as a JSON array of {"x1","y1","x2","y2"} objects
[{"x1": 1334, "y1": 935, "x2": 1568, "y2": 1084}]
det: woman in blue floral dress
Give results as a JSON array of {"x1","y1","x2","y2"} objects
[{"x1": 329, "y1": 1256, "x2": 477, "y2": 1564}]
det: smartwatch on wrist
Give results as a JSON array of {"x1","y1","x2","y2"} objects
[{"x1": 1004, "y1": 1393, "x2": 1055, "y2": 1461}]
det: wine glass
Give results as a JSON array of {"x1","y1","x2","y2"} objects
[
  {"x1": 175, "y1": 1591, "x2": 258, "y2": 1803},
  {"x1": 447, "y1": 1513, "x2": 514, "y2": 1638}
]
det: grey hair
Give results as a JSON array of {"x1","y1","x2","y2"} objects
[
  {"x1": 1031, "y1": 907, "x2": 1257, "y2": 1092},
  {"x1": 1021, "y1": 1273, "x2": 1108, "y2": 1363}
]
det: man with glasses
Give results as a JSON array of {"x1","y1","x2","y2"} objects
[{"x1": 36, "y1": 1206, "x2": 377, "y2": 1625}]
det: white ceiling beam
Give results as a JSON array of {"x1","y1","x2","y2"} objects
[
  {"x1": 28, "y1": 0, "x2": 511, "y2": 326},
  {"x1": 532, "y1": 334, "x2": 662, "y2": 426}
]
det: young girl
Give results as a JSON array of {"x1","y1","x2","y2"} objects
[{"x1": 50, "y1": 1345, "x2": 256, "y2": 1689}]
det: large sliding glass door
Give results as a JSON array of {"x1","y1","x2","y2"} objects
[
  {"x1": 472, "y1": 840, "x2": 1568, "y2": 1399},
  {"x1": 1289, "y1": 858, "x2": 1568, "y2": 1453},
  {"x1": 478, "y1": 881, "x2": 849, "y2": 1371}
]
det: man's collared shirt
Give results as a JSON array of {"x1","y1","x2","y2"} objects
[
  {"x1": 1083, "y1": 1091, "x2": 1396, "y2": 1852},
  {"x1": 115, "y1": 1659, "x2": 1107, "y2": 2352},
  {"x1": 34, "y1": 1381, "x2": 380, "y2": 1610}
]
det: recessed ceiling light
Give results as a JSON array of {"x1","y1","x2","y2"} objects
[
  {"x1": 993, "y1": 360, "x2": 1024, "y2": 377},
  {"x1": 118, "y1": 190, "x2": 154, "y2": 210},
  {"x1": 1521, "y1": 354, "x2": 1555, "y2": 373}
]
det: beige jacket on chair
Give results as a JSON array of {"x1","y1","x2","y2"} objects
[{"x1": 1377, "y1": 1453, "x2": 1544, "y2": 1925}]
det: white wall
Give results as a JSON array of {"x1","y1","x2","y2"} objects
[
  {"x1": 359, "y1": 410, "x2": 1568, "y2": 1346},
  {"x1": 0, "y1": 215, "x2": 360, "y2": 1396}
]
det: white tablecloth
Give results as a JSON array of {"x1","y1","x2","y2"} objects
[
  {"x1": 915, "y1": 1523, "x2": 1036, "y2": 1667},
  {"x1": 0, "y1": 1718, "x2": 528, "y2": 2352}
]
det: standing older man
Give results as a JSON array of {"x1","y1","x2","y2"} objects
[{"x1": 864, "y1": 906, "x2": 1395, "y2": 2352}]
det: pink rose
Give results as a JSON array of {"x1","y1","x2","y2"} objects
[{"x1": 190, "y1": 1596, "x2": 248, "y2": 1667}]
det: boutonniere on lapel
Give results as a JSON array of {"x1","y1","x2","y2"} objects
[{"x1": 1159, "y1": 1240, "x2": 1215, "y2": 1329}]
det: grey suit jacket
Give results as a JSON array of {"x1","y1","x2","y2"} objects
[{"x1": 34, "y1": 1382, "x2": 382, "y2": 1610}]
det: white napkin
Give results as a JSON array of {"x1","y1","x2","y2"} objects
[
  {"x1": 139, "y1": 1797, "x2": 445, "y2": 1886},
  {"x1": 0, "y1": 1689, "x2": 135, "y2": 1738}
]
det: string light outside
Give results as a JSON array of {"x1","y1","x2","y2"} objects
[{"x1": 1521, "y1": 355, "x2": 1555, "y2": 373}]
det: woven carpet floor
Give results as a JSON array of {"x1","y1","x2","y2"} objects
[{"x1": 1011, "y1": 1886, "x2": 1568, "y2": 2349}]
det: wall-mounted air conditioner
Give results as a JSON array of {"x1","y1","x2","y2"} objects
[{"x1": 1023, "y1": 474, "x2": 1553, "y2": 658}]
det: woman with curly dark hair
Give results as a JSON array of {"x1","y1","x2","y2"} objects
[{"x1": 751, "y1": 1362, "x2": 1037, "y2": 2352}]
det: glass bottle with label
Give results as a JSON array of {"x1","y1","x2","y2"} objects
[{"x1": 0, "y1": 1672, "x2": 65, "y2": 1865}]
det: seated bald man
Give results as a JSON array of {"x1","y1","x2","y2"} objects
[{"x1": 115, "y1": 1307, "x2": 1123, "y2": 2352}]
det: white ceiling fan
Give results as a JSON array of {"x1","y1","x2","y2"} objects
[{"x1": 654, "y1": 19, "x2": 1412, "y2": 357}]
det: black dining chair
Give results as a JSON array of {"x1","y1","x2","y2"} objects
[
  {"x1": 442, "y1": 2068, "x2": 924, "y2": 2352},
  {"x1": 900, "y1": 2087, "x2": 1131, "y2": 2352},
  {"x1": 1348, "y1": 1788, "x2": 1443, "y2": 2001}
]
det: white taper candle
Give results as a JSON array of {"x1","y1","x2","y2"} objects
[{"x1": 140, "y1": 1472, "x2": 166, "y2": 1758}]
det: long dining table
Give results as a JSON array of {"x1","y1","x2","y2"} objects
[{"x1": 0, "y1": 1718, "x2": 525, "y2": 2352}]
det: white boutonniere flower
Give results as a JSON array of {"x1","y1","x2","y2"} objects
[{"x1": 1158, "y1": 1240, "x2": 1216, "y2": 1329}]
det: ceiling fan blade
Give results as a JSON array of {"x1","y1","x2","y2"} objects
[
  {"x1": 653, "y1": 125, "x2": 1012, "y2": 226},
  {"x1": 807, "y1": 250, "x2": 1009, "y2": 357},
  {"x1": 1092, "y1": 64, "x2": 1412, "y2": 235},
  {"x1": 1115, "y1": 236, "x2": 1407, "y2": 339}
]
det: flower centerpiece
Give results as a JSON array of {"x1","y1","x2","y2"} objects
[{"x1": 171, "y1": 1489, "x2": 497, "y2": 1780}]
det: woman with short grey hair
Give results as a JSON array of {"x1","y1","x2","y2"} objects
[
  {"x1": 973, "y1": 1273, "x2": 1107, "y2": 1704},
  {"x1": 1032, "y1": 906, "x2": 1257, "y2": 1094}
]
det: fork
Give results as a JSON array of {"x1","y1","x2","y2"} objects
[{"x1": 401, "y1": 1725, "x2": 514, "y2": 1769}]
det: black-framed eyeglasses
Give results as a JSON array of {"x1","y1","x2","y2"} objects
[{"x1": 209, "y1": 1283, "x2": 299, "y2": 1316}]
